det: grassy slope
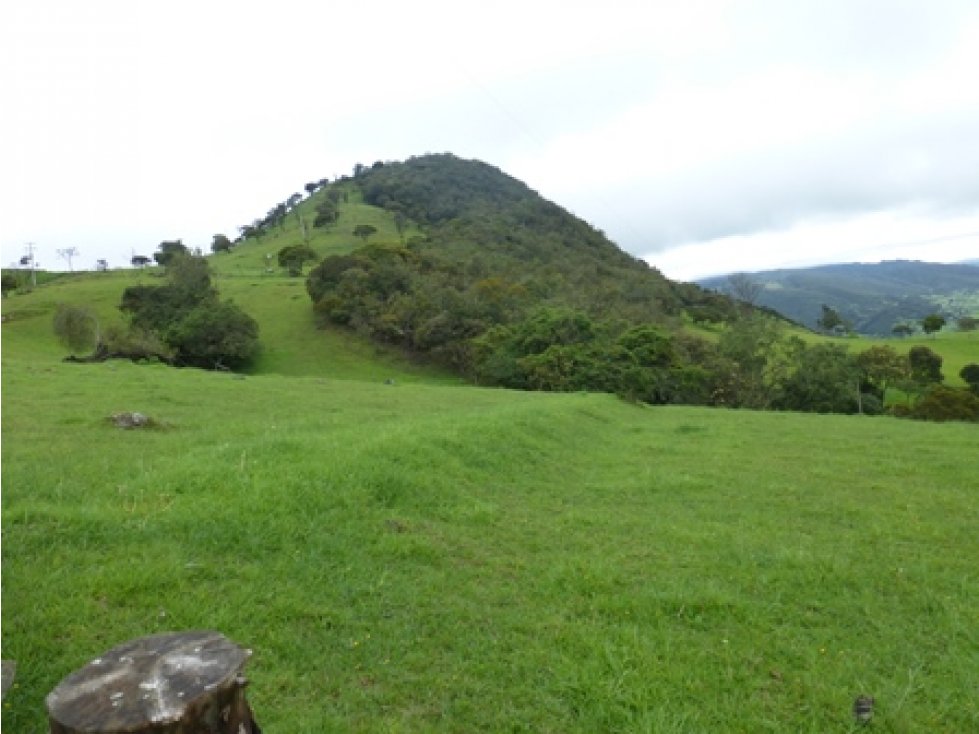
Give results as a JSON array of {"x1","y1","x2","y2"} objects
[
  {"x1": 2, "y1": 350, "x2": 978, "y2": 732},
  {"x1": 2, "y1": 195, "x2": 977, "y2": 729}
]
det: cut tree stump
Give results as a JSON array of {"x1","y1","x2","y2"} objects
[{"x1": 46, "y1": 631, "x2": 260, "y2": 734}]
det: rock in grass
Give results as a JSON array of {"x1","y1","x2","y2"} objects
[
  {"x1": 1, "y1": 660, "x2": 15, "y2": 699},
  {"x1": 853, "y1": 695, "x2": 875, "y2": 724},
  {"x1": 46, "y1": 631, "x2": 260, "y2": 733},
  {"x1": 110, "y1": 412, "x2": 153, "y2": 429}
]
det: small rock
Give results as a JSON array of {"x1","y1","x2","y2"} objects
[
  {"x1": 111, "y1": 412, "x2": 152, "y2": 429},
  {"x1": 853, "y1": 694, "x2": 874, "y2": 724},
  {"x1": 1, "y1": 660, "x2": 15, "y2": 699}
]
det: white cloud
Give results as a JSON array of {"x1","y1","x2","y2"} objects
[{"x1": 2, "y1": 0, "x2": 978, "y2": 276}]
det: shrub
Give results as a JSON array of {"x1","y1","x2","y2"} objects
[
  {"x1": 52, "y1": 304, "x2": 100, "y2": 355},
  {"x1": 909, "y1": 385, "x2": 979, "y2": 422}
]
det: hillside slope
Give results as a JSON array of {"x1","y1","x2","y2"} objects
[{"x1": 699, "y1": 260, "x2": 979, "y2": 334}]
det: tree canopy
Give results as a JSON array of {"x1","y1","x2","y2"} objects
[{"x1": 121, "y1": 254, "x2": 259, "y2": 370}]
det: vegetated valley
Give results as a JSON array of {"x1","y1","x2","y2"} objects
[{"x1": 2, "y1": 154, "x2": 978, "y2": 732}]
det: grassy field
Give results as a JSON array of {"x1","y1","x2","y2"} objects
[{"x1": 4, "y1": 277, "x2": 979, "y2": 731}]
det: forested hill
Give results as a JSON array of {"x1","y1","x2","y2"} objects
[
  {"x1": 699, "y1": 260, "x2": 979, "y2": 335},
  {"x1": 353, "y1": 153, "x2": 695, "y2": 320},
  {"x1": 302, "y1": 154, "x2": 738, "y2": 390}
]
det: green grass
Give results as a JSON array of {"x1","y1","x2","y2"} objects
[
  {"x1": 3, "y1": 250, "x2": 978, "y2": 731},
  {"x1": 3, "y1": 347, "x2": 978, "y2": 731}
]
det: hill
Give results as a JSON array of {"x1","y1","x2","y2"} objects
[
  {"x1": 3, "y1": 159, "x2": 979, "y2": 730},
  {"x1": 698, "y1": 260, "x2": 979, "y2": 334}
]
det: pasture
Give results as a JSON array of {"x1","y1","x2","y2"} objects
[{"x1": 2, "y1": 335, "x2": 977, "y2": 730}]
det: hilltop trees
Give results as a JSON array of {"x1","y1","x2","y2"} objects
[
  {"x1": 211, "y1": 234, "x2": 234, "y2": 254},
  {"x1": 154, "y1": 240, "x2": 189, "y2": 266}
]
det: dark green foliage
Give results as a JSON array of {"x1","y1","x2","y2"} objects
[
  {"x1": 892, "y1": 322, "x2": 915, "y2": 337},
  {"x1": 120, "y1": 254, "x2": 258, "y2": 370},
  {"x1": 1, "y1": 272, "x2": 20, "y2": 297},
  {"x1": 52, "y1": 304, "x2": 100, "y2": 355},
  {"x1": 313, "y1": 199, "x2": 338, "y2": 227},
  {"x1": 167, "y1": 301, "x2": 260, "y2": 370},
  {"x1": 153, "y1": 240, "x2": 189, "y2": 266},
  {"x1": 921, "y1": 313, "x2": 946, "y2": 336},
  {"x1": 856, "y1": 345, "x2": 907, "y2": 403},
  {"x1": 211, "y1": 234, "x2": 233, "y2": 254},
  {"x1": 774, "y1": 343, "x2": 861, "y2": 414},
  {"x1": 277, "y1": 245, "x2": 318, "y2": 276},
  {"x1": 960, "y1": 363, "x2": 979, "y2": 394},
  {"x1": 957, "y1": 316, "x2": 978, "y2": 331},
  {"x1": 353, "y1": 223, "x2": 378, "y2": 242},
  {"x1": 817, "y1": 304, "x2": 848, "y2": 334},
  {"x1": 713, "y1": 316, "x2": 783, "y2": 409},
  {"x1": 907, "y1": 345, "x2": 943, "y2": 385},
  {"x1": 906, "y1": 385, "x2": 979, "y2": 422}
]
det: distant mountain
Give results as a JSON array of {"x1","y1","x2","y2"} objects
[{"x1": 698, "y1": 260, "x2": 979, "y2": 334}]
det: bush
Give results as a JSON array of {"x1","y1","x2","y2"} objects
[
  {"x1": 52, "y1": 304, "x2": 99, "y2": 355},
  {"x1": 168, "y1": 301, "x2": 259, "y2": 370},
  {"x1": 909, "y1": 385, "x2": 979, "y2": 422}
]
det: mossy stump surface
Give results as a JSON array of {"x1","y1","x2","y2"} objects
[{"x1": 46, "y1": 631, "x2": 259, "y2": 733}]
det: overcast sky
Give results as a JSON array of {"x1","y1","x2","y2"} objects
[{"x1": 2, "y1": 0, "x2": 977, "y2": 280}]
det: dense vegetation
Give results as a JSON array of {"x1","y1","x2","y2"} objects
[
  {"x1": 299, "y1": 155, "x2": 977, "y2": 420},
  {"x1": 118, "y1": 253, "x2": 259, "y2": 370}
]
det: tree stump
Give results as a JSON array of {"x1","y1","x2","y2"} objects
[{"x1": 46, "y1": 631, "x2": 260, "y2": 734}]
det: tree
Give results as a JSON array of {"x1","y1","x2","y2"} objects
[
  {"x1": 957, "y1": 316, "x2": 978, "y2": 332},
  {"x1": 313, "y1": 200, "x2": 338, "y2": 228},
  {"x1": 907, "y1": 345, "x2": 943, "y2": 385},
  {"x1": 153, "y1": 240, "x2": 189, "y2": 266},
  {"x1": 817, "y1": 304, "x2": 848, "y2": 335},
  {"x1": 57, "y1": 247, "x2": 80, "y2": 271},
  {"x1": 774, "y1": 343, "x2": 862, "y2": 414},
  {"x1": 394, "y1": 211, "x2": 408, "y2": 243},
  {"x1": 167, "y1": 300, "x2": 259, "y2": 370},
  {"x1": 960, "y1": 363, "x2": 979, "y2": 395},
  {"x1": 909, "y1": 385, "x2": 979, "y2": 422},
  {"x1": 304, "y1": 182, "x2": 319, "y2": 196},
  {"x1": 131, "y1": 254, "x2": 152, "y2": 269},
  {"x1": 277, "y1": 245, "x2": 318, "y2": 277},
  {"x1": 211, "y1": 234, "x2": 233, "y2": 254},
  {"x1": 353, "y1": 224, "x2": 378, "y2": 242},
  {"x1": 921, "y1": 313, "x2": 946, "y2": 337},
  {"x1": 891, "y1": 322, "x2": 914, "y2": 338},
  {"x1": 856, "y1": 345, "x2": 907, "y2": 404},
  {"x1": 120, "y1": 254, "x2": 259, "y2": 370},
  {"x1": 1, "y1": 272, "x2": 20, "y2": 297},
  {"x1": 727, "y1": 272, "x2": 763, "y2": 308},
  {"x1": 287, "y1": 192, "x2": 303, "y2": 210},
  {"x1": 53, "y1": 303, "x2": 100, "y2": 355}
]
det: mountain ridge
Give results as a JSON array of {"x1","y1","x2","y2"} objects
[{"x1": 698, "y1": 259, "x2": 979, "y2": 334}]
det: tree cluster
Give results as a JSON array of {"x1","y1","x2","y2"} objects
[{"x1": 120, "y1": 252, "x2": 259, "y2": 370}]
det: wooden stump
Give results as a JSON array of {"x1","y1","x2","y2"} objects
[{"x1": 46, "y1": 631, "x2": 260, "y2": 734}]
